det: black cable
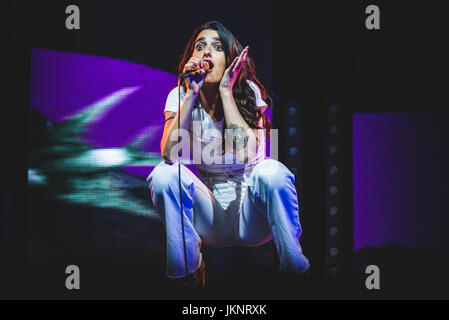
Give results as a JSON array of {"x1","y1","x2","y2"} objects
[{"x1": 177, "y1": 76, "x2": 189, "y2": 282}]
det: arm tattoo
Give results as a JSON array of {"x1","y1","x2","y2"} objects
[
  {"x1": 164, "y1": 115, "x2": 176, "y2": 124},
  {"x1": 228, "y1": 123, "x2": 249, "y2": 151}
]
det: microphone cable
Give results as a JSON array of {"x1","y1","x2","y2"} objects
[
  {"x1": 176, "y1": 64, "x2": 208, "y2": 284},
  {"x1": 177, "y1": 76, "x2": 189, "y2": 283}
]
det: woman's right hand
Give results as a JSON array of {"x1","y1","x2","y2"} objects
[{"x1": 183, "y1": 57, "x2": 207, "y2": 95}]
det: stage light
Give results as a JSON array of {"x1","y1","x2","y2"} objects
[
  {"x1": 329, "y1": 205, "x2": 338, "y2": 216},
  {"x1": 329, "y1": 185, "x2": 338, "y2": 195},
  {"x1": 329, "y1": 165, "x2": 338, "y2": 175},
  {"x1": 281, "y1": 99, "x2": 301, "y2": 190},
  {"x1": 325, "y1": 100, "x2": 345, "y2": 276},
  {"x1": 330, "y1": 247, "x2": 339, "y2": 256},
  {"x1": 289, "y1": 146, "x2": 298, "y2": 156},
  {"x1": 329, "y1": 145, "x2": 338, "y2": 155},
  {"x1": 288, "y1": 127, "x2": 297, "y2": 136},
  {"x1": 288, "y1": 106, "x2": 297, "y2": 116},
  {"x1": 330, "y1": 226, "x2": 338, "y2": 236}
]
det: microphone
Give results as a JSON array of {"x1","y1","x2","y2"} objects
[{"x1": 180, "y1": 61, "x2": 211, "y2": 78}]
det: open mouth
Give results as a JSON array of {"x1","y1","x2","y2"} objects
[{"x1": 205, "y1": 61, "x2": 214, "y2": 72}]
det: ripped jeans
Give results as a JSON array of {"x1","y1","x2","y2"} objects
[{"x1": 146, "y1": 158, "x2": 310, "y2": 279}]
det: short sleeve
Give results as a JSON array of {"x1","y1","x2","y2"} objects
[
  {"x1": 247, "y1": 80, "x2": 268, "y2": 108},
  {"x1": 164, "y1": 86, "x2": 185, "y2": 113}
]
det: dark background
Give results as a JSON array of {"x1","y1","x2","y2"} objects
[{"x1": 3, "y1": 0, "x2": 449, "y2": 299}]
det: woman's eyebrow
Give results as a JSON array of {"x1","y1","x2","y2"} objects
[{"x1": 195, "y1": 36, "x2": 221, "y2": 43}]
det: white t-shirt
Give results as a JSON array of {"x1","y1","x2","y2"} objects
[{"x1": 164, "y1": 80, "x2": 268, "y2": 177}]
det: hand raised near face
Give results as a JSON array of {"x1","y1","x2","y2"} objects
[{"x1": 219, "y1": 46, "x2": 249, "y2": 94}]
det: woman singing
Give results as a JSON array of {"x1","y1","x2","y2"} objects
[{"x1": 147, "y1": 21, "x2": 309, "y2": 288}]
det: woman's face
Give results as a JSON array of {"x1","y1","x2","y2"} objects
[{"x1": 191, "y1": 29, "x2": 226, "y2": 84}]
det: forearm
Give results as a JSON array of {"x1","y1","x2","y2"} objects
[
  {"x1": 220, "y1": 90, "x2": 258, "y2": 162},
  {"x1": 161, "y1": 91, "x2": 197, "y2": 161}
]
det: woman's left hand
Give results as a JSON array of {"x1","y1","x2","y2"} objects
[{"x1": 219, "y1": 46, "x2": 249, "y2": 95}]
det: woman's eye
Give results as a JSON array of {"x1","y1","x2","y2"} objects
[{"x1": 196, "y1": 43, "x2": 223, "y2": 51}]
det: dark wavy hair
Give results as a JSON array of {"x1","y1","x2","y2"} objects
[{"x1": 177, "y1": 20, "x2": 272, "y2": 141}]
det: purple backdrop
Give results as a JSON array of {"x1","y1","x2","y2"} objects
[{"x1": 354, "y1": 113, "x2": 448, "y2": 254}]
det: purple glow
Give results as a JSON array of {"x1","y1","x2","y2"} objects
[
  {"x1": 30, "y1": 48, "x2": 176, "y2": 123},
  {"x1": 31, "y1": 48, "x2": 176, "y2": 155},
  {"x1": 354, "y1": 113, "x2": 449, "y2": 254}
]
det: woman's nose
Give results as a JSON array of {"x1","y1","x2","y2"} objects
[{"x1": 202, "y1": 48, "x2": 211, "y2": 57}]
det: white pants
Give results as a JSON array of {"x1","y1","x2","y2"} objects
[{"x1": 147, "y1": 158, "x2": 310, "y2": 278}]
